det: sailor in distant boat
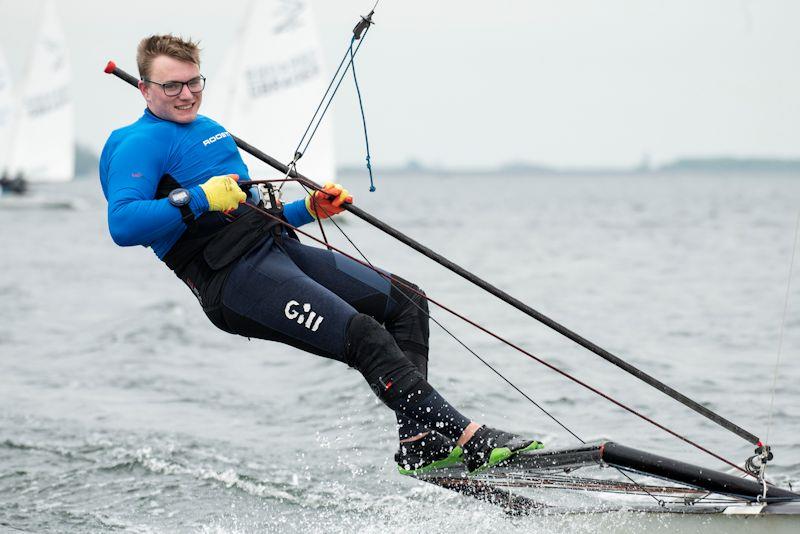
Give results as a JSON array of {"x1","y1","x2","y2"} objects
[
  {"x1": 0, "y1": 171, "x2": 27, "y2": 195},
  {"x1": 99, "y1": 34, "x2": 544, "y2": 474}
]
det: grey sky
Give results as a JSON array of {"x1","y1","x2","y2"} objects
[{"x1": 1, "y1": 0, "x2": 798, "y2": 168}]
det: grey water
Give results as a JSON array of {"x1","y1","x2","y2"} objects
[{"x1": 1, "y1": 172, "x2": 800, "y2": 533}]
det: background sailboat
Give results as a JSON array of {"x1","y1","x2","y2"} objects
[
  {"x1": 203, "y1": 0, "x2": 337, "y2": 186},
  {"x1": 7, "y1": 0, "x2": 74, "y2": 184},
  {"x1": 0, "y1": 46, "x2": 16, "y2": 183}
]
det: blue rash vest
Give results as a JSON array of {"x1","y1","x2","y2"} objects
[{"x1": 99, "y1": 108, "x2": 313, "y2": 259}]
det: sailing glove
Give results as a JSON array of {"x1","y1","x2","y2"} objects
[
  {"x1": 200, "y1": 174, "x2": 247, "y2": 213},
  {"x1": 305, "y1": 182, "x2": 353, "y2": 219}
]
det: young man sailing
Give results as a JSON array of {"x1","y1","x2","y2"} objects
[{"x1": 100, "y1": 35, "x2": 543, "y2": 475}]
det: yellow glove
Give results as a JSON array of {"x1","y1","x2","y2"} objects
[
  {"x1": 200, "y1": 174, "x2": 246, "y2": 213},
  {"x1": 305, "y1": 182, "x2": 353, "y2": 219}
]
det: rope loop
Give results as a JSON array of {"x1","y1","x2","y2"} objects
[{"x1": 348, "y1": 36, "x2": 376, "y2": 192}]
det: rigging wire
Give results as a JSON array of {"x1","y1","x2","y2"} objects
[
  {"x1": 287, "y1": 45, "x2": 351, "y2": 178},
  {"x1": 241, "y1": 200, "x2": 753, "y2": 480},
  {"x1": 297, "y1": 34, "x2": 370, "y2": 170},
  {"x1": 765, "y1": 209, "x2": 800, "y2": 446}
]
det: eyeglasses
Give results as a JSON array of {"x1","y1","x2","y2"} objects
[{"x1": 143, "y1": 75, "x2": 206, "y2": 97}]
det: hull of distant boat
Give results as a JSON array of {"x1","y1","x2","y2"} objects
[{"x1": 0, "y1": 194, "x2": 82, "y2": 210}]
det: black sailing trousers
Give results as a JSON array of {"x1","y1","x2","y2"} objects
[{"x1": 184, "y1": 231, "x2": 470, "y2": 441}]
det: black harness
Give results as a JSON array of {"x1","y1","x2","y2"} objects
[{"x1": 155, "y1": 174, "x2": 290, "y2": 275}]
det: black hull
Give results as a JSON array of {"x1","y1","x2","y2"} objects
[
  {"x1": 415, "y1": 441, "x2": 800, "y2": 507},
  {"x1": 601, "y1": 442, "x2": 799, "y2": 503}
]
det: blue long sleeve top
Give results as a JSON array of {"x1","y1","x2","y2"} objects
[{"x1": 99, "y1": 109, "x2": 313, "y2": 259}]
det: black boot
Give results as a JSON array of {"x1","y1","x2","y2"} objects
[
  {"x1": 395, "y1": 430, "x2": 463, "y2": 475},
  {"x1": 462, "y1": 425, "x2": 544, "y2": 473}
]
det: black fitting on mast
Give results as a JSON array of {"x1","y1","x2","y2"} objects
[
  {"x1": 353, "y1": 10, "x2": 374, "y2": 39},
  {"x1": 755, "y1": 444, "x2": 774, "y2": 462},
  {"x1": 746, "y1": 443, "x2": 774, "y2": 473},
  {"x1": 746, "y1": 443, "x2": 775, "y2": 500}
]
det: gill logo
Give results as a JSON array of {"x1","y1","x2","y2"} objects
[{"x1": 284, "y1": 300, "x2": 324, "y2": 331}]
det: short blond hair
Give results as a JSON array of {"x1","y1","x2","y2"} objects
[{"x1": 136, "y1": 34, "x2": 201, "y2": 79}]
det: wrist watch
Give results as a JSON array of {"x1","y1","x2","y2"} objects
[{"x1": 168, "y1": 188, "x2": 195, "y2": 225}]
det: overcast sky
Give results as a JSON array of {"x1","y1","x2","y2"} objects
[{"x1": 1, "y1": 0, "x2": 798, "y2": 168}]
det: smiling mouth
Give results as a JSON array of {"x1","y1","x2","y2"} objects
[{"x1": 175, "y1": 103, "x2": 194, "y2": 110}]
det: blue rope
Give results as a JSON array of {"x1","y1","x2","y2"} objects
[{"x1": 349, "y1": 38, "x2": 375, "y2": 192}]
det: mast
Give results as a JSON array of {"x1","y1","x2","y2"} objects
[{"x1": 104, "y1": 65, "x2": 762, "y2": 447}]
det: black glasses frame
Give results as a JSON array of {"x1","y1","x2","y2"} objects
[{"x1": 142, "y1": 75, "x2": 206, "y2": 96}]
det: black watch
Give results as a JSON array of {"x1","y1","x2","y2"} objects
[{"x1": 168, "y1": 188, "x2": 195, "y2": 225}]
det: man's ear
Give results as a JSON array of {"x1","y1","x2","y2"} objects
[{"x1": 138, "y1": 79, "x2": 149, "y2": 101}]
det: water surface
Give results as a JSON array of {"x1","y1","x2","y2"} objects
[{"x1": 1, "y1": 173, "x2": 799, "y2": 532}]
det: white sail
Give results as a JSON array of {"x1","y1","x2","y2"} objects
[
  {"x1": 0, "y1": 47, "x2": 14, "y2": 175},
  {"x1": 204, "y1": 0, "x2": 336, "y2": 183},
  {"x1": 8, "y1": 0, "x2": 74, "y2": 183}
]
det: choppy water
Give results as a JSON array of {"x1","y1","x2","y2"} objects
[{"x1": 2, "y1": 172, "x2": 800, "y2": 533}]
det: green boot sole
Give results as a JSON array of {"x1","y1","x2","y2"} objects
[
  {"x1": 468, "y1": 440, "x2": 544, "y2": 475},
  {"x1": 398, "y1": 446, "x2": 464, "y2": 476}
]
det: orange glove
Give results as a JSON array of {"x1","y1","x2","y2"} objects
[{"x1": 305, "y1": 182, "x2": 353, "y2": 219}]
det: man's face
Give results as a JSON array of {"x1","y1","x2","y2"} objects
[{"x1": 139, "y1": 55, "x2": 202, "y2": 123}]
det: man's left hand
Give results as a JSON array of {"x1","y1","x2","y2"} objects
[{"x1": 305, "y1": 182, "x2": 353, "y2": 219}]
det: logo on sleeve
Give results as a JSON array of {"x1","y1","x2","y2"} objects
[
  {"x1": 202, "y1": 131, "x2": 231, "y2": 146},
  {"x1": 284, "y1": 300, "x2": 324, "y2": 331}
]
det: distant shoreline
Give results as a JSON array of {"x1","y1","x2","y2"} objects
[
  {"x1": 72, "y1": 147, "x2": 800, "y2": 179},
  {"x1": 338, "y1": 157, "x2": 800, "y2": 177}
]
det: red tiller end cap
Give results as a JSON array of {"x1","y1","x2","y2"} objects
[{"x1": 104, "y1": 60, "x2": 117, "y2": 74}]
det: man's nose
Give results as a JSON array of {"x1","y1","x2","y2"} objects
[{"x1": 178, "y1": 83, "x2": 194, "y2": 99}]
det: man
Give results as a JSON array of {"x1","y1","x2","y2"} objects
[{"x1": 99, "y1": 34, "x2": 542, "y2": 475}]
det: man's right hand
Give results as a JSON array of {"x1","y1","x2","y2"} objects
[{"x1": 199, "y1": 174, "x2": 247, "y2": 212}]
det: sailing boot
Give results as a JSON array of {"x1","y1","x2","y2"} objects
[
  {"x1": 462, "y1": 425, "x2": 544, "y2": 473},
  {"x1": 396, "y1": 430, "x2": 463, "y2": 475}
]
